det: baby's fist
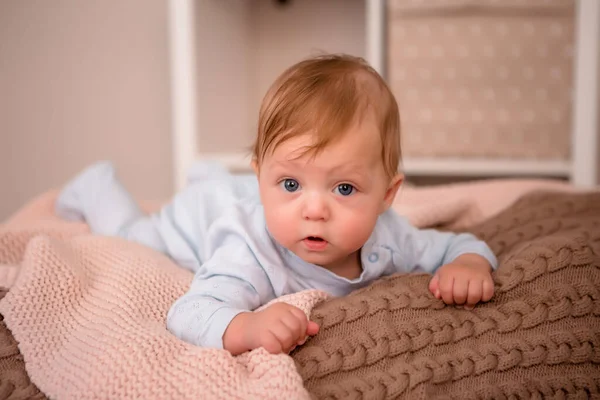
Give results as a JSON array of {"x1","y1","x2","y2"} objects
[
  {"x1": 223, "y1": 302, "x2": 319, "y2": 355},
  {"x1": 429, "y1": 254, "x2": 494, "y2": 310},
  {"x1": 253, "y1": 302, "x2": 319, "y2": 353}
]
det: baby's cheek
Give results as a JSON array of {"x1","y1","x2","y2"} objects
[
  {"x1": 264, "y1": 208, "x2": 296, "y2": 246},
  {"x1": 337, "y1": 213, "x2": 376, "y2": 251}
]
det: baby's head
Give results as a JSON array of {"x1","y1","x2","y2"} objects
[{"x1": 252, "y1": 54, "x2": 403, "y2": 272}]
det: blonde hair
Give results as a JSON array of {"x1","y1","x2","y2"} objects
[{"x1": 252, "y1": 54, "x2": 401, "y2": 179}]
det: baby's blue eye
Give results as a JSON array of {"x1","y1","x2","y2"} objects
[
  {"x1": 336, "y1": 183, "x2": 354, "y2": 196},
  {"x1": 282, "y1": 179, "x2": 300, "y2": 192}
]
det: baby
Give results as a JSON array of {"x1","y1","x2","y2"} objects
[{"x1": 56, "y1": 54, "x2": 498, "y2": 356}]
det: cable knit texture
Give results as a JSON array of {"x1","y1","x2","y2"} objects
[
  {"x1": 0, "y1": 183, "x2": 593, "y2": 400},
  {"x1": 0, "y1": 288, "x2": 46, "y2": 400},
  {"x1": 292, "y1": 190, "x2": 600, "y2": 399}
]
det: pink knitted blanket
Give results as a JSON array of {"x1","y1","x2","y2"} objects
[{"x1": 0, "y1": 179, "x2": 580, "y2": 399}]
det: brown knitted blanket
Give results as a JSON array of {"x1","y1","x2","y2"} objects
[
  {"x1": 0, "y1": 289, "x2": 45, "y2": 400},
  {"x1": 0, "y1": 190, "x2": 599, "y2": 399},
  {"x1": 292, "y1": 191, "x2": 600, "y2": 399}
]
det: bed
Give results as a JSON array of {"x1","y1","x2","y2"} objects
[{"x1": 0, "y1": 178, "x2": 598, "y2": 399}]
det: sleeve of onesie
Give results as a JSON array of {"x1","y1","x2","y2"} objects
[
  {"x1": 166, "y1": 239, "x2": 276, "y2": 349},
  {"x1": 386, "y1": 212, "x2": 498, "y2": 274}
]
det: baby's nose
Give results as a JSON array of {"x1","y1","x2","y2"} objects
[{"x1": 301, "y1": 194, "x2": 330, "y2": 221}]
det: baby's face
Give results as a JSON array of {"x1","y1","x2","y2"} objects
[{"x1": 256, "y1": 112, "x2": 400, "y2": 271}]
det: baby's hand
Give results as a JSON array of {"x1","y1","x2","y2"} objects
[
  {"x1": 428, "y1": 254, "x2": 494, "y2": 310},
  {"x1": 222, "y1": 303, "x2": 319, "y2": 355}
]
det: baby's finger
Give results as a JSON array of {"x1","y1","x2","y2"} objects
[
  {"x1": 295, "y1": 322, "x2": 319, "y2": 349},
  {"x1": 465, "y1": 280, "x2": 483, "y2": 310},
  {"x1": 482, "y1": 278, "x2": 495, "y2": 302},
  {"x1": 288, "y1": 307, "x2": 309, "y2": 336},
  {"x1": 429, "y1": 274, "x2": 440, "y2": 298},
  {"x1": 262, "y1": 331, "x2": 284, "y2": 354},
  {"x1": 440, "y1": 275, "x2": 455, "y2": 305},
  {"x1": 306, "y1": 321, "x2": 319, "y2": 336},
  {"x1": 280, "y1": 311, "x2": 303, "y2": 341},
  {"x1": 452, "y1": 278, "x2": 468, "y2": 305},
  {"x1": 269, "y1": 322, "x2": 296, "y2": 351}
]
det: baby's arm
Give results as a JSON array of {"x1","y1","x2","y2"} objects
[
  {"x1": 389, "y1": 214, "x2": 498, "y2": 308},
  {"x1": 166, "y1": 243, "x2": 317, "y2": 355}
]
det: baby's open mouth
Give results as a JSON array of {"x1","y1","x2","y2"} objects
[{"x1": 303, "y1": 236, "x2": 328, "y2": 251}]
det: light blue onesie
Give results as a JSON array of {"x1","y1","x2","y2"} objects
[{"x1": 55, "y1": 161, "x2": 498, "y2": 349}]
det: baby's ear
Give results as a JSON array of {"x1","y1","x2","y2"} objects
[
  {"x1": 381, "y1": 173, "x2": 403, "y2": 213},
  {"x1": 251, "y1": 159, "x2": 259, "y2": 176}
]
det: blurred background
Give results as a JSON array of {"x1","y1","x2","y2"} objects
[{"x1": 1, "y1": 0, "x2": 598, "y2": 221}]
